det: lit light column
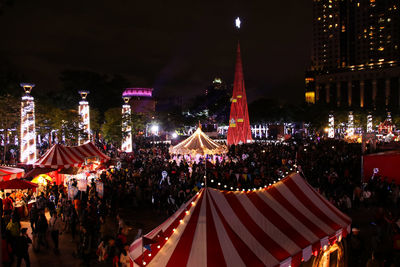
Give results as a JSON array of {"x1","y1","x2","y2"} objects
[
  {"x1": 347, "y1": 111, "x2": 354, "y2": 137},
  {"x1": 78, "y1": 90, "x2": 90, "y2": 145},
  {"x1": 328, "y1": 114, "x2": 335, "y2": 138},
  {"x1": 121, "y1": 97, "x2": 132, "y2": 152},
  {"x1": 20, "y1": 83, "x2": 37, "y2": 163},
  {"x1": 367, "y1": 114, "x2": 373, "y2": 133},
  {"x1": 387, "y1": 111, "x2": 393, "y2": 134},
  {"x1": 387, "y1": 111, "x2": 392, "y2": 123}
]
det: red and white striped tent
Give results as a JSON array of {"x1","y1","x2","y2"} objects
[
  {"x1": 129, "y1": 173, "x2": 351, "y2": 267},
  {"x1": 0, "y1": 166, "x2": 25, "y2": 181},
  {"x1": 33, "y1": 142, "x2": 109, "y2": 169}
]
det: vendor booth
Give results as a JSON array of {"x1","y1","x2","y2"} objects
[
  {"x1": 0, "y1": 166, "x2": 25, "y2": 181},
  {"x1": 28, "y1": 142, "x2": 109, "y2": 185},
  {"x1": 129, "y1": 173, "x2": 351, "y2": 267},
  {"x1": 0, "y1": 179, "x2": 38, "y2": 217},
  {"x1": 363, "y1": 150, "x2": 400, "y2": 184}
]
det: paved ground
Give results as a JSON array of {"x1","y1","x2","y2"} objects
[
  {"x1": 11, "y1": 204, "x2": 391, "y2": 266},
  {"x1": 10, "y1": 207, "x2": 167, "y2": 267}
]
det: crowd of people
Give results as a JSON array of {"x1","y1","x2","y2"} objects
[{"x1": 1, "y1": 137, "x2": 400, "y2": 266}]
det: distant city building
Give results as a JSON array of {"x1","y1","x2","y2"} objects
[
  {"x1": 306, "y1": 0, "x2": 400, "y2": 109},
  {"x1": 122, "y1": 88, "x2": 155, "y2": 114},
  {"x1": 205, "y1": 77, "x2": 227, "y2": 95}
]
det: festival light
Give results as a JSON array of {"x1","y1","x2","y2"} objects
[
  {"x1": 121, "y1": 97, "x2": 132, "y2": 152},
  {"x1": 328, "y1": 114, "x2": 335, "y2": 138},
  {"x1": 367, "y1": 114, "x2": 373, "y2": 133},
  {"x1": 151, "y1": 124, "x2": 159, "y2": 136},
  {"x1": 387, "y1": 111, "x2": 392, "y2": 123},
  {"x1": 235, "y1": 17, "x2": 241, "y2": 29},
  {"x1": 20, "y1": 83, "x2": 37, "y2": 163},
  {"x1": 347, "y1": 111, "x2": 354, "y2": 137},
  {"x1": 78, "y1": 90, "x2": 90, "y2": 145}
]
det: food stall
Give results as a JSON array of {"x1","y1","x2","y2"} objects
[{"x1": 0, "y1": 179, "x2": 38, "y2": 217}]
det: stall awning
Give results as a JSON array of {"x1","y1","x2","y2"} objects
[
  {"x1": 0, "y1": 179, "x2": 37, "y2": 190},
  {"x1": 0, "y1": 166, "x2": 25, "y2": 181},
  {"x1": 129, "y1": 173, "x2": 351, "y2": 267},
  {"x1": 33, "y1": 142, "x2": 110, "y2": 169}
]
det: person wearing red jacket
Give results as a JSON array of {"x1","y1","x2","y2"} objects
[{"x1": 3, "y1": 193, "x2": 13, "y2": 216}]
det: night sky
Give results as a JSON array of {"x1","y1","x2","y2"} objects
[{"x1": 0, "y1": 0, "x2": 312, "y2": 104}]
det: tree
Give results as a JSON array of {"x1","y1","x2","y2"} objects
[
  {"x1": 0, "y1": 94, "x2": 19, "y2": 162},
  {"x1": 101, "y1": 108, "x2": 123, "y2": 144}
]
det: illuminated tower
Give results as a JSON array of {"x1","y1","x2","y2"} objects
[
  {"x1": 78, "y1": 90, "x2": 90, "y2": 145},
  {"x1": 227, "y1": 17, "x2": 252, "y2": 145},
  {"x1": 328, "y1": 113, "x2": 335, "y2": 138},
  {"x1": 121, "y1": 96, "x2": 132, "y2": 152},
  {"x1": 347, "y1": 111, "x2": 354, "y2": 137},
  {"x1": 367, "y1": 114, "x2": 373, "y2": 133},
  {"x1": 20, "y1": 83, "x2": 37, "y2": 163}
]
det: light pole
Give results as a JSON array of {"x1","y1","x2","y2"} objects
[
  {"x1": 121, "y1": 97, "x2": 132, "y2": 152},
  {"x1": 78, "y1": 90, "x2": 90, "y2": 145},
  {"x1": 328, "y1": 113, "x2": 334, "y2": 138},
  {"x1": 20, "y1": 83, "x2": 37, "y2": 163}
]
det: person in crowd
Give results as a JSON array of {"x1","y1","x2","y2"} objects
[
  {"x1": 119, "y1": 244, "x2": 131, "y2": 267},
  {"x1": 15, "y1": 228, "x2": 31, "y2": 267},
  {"x1": 36, "y1": 213, "x2": 48, "y2": 250},
  {"x1": 3, "y1": 193, "x2": 13, "y2": 216},
  {"x1": 2, "y1": 233, "x2": 12, "y2": 267},
  {"x1": 49, "y1": 212, "x2": 62, "y2": 252},
  {"x1": 29, "y1": 203, "x2": 39, "y2": 233}
]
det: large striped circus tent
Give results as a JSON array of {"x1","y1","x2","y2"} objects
[
  {"x1": 33, "y1": 142, "x2": 109, "y2": 169},
  {"x1": 129, "y1": 173, "x2": 351, "y2": 267}
]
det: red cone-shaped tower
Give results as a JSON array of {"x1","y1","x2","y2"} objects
[{"x1": 227, "y1": 42, "x2": 252, "y2": 145}]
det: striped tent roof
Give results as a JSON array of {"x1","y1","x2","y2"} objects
[
  {"x1": 33, "y1": 142, "x2": 109, "y2": 169},
  {"x1": 129, "y1": 173, "x2": 351, "y2": 267},
  {"x1": 0, "y1": 166, "x2": 25, "y2": 181}
]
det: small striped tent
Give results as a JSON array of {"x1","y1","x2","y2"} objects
[{"x1": 33, "y1": 142, "x2": 109, "y2": 169}]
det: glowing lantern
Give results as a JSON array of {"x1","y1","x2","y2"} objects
[{"x1": 20, "y1": 83, "x2": 37, "y2": 163}]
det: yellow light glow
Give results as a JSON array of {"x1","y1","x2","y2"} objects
[{"x1": 305, "y1": 92, "x2": 316, "y2": 104}]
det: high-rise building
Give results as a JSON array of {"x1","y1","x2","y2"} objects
[{"x1": 306, "y1": 0, "x2": 400, "y2": 110}]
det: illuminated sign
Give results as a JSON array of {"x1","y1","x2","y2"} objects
[{"x1": 122, "y1": 88, "x2": 153, "y2": 98}]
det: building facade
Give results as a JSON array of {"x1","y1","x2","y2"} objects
[
  {"x1": 306, "y1": 0, "x2": 400, "y2": 109},
  {"x1": 122, "y1": 88, "x2": 156, "y2": 114}
]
